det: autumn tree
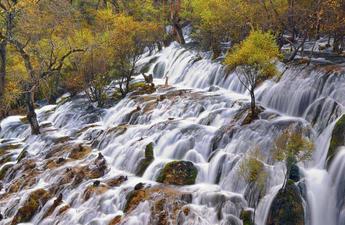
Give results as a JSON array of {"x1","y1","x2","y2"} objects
[
  {"x1": 182, "y1": 0, "x2": 248, "y2": 59},
  {"x1": 0, "y1": 0, "x2": 84, "y2": 134},
  {"x1": 105, "y1": 13, "x2": 161, "y2": 96},
  {"x1": 225, "y1": 30, "x2": 280, "y2": 118},
  {"x1": 320, "y1": 0, "x2": 345, "y2": 53},
  {"x1": 272, "y1": 129, "x2": 314, "y2": 189}
]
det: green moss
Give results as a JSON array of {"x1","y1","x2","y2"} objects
[
  {"x1": 156, "y1": 161, "x2": 198, "y2": 185},
  {"x1": 240, "y1": 209, "x2": 253, "y2": 225},
  {"x1": 266, "y1": 183, "x2": 304, "y2": 225},
  {"x1": 327, "y1": 114, "x2": 345, "y2": 167},
  {"x1": 0, "y1": 164, "x2": 12, "y2": 180},
  {"x1": 135, "y1": 143, "x2": 154, "y2": 176},
  {"x1": 129, "y1": 82, "x2": 156, "y2": 95},
  {"x1": 17, "y1": 150, "x2": 28, "y2": 162}
]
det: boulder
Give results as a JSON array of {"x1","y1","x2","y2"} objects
[
  {"x1": 11, "y1": 189, "x2": 50, "y2": 225},
  {"x1": 327, "y1": 114, "x2": 345, "y2": 167},
  {"x1": 109, "y1": 215, "x2": 122, "y2": 225},
  {"x1": 266, "y1": 183, "x2": 304, "y2": 225},
  {"x1": 135, "y1": 143, "x2": 154, "y2": 176},
  {"x1": 156, "y1": 161, "x2": 198, "y2": 185},
  {"x1": 124, "y1": 185, "x2": 190, "y2": 225},
  {"x1": 289, "y1": 164, "x2": 300, "y2": 182},
  {"x1": 240, "y1": 209, "x2": 254, "y2": 225}
]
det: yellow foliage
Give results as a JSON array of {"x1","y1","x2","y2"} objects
[{"x1": 225, "y1": 30, "x2": 281, "y2": 80}]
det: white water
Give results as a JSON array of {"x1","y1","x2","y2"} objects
[{"x1": 0, "y1": 42, "x2": 344, "y2": 225}]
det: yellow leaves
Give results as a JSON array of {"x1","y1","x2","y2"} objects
[
  {"x1": 239, "y1": 146, "x2": 267, "y2": 188},
  {"x1": 225, "y1": 30, "x2": 281, "y2": 80},
  {"x1": 272, "y1": 129, "x2": 314, "y2": 164}
]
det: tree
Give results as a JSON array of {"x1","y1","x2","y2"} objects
[
  {"x1": 0, "y1": 0, "x2": 84, "y2": 134},
  {"x1": 182, "y1": 0, "x2": 247, "y2": 59},
  {"x1": 272, "y1": 128, "x2": 314, "y2": 189},
  {"x1": 106, "y1": 13, "x2": 160, "y2": 96},
  {"x1": 225, "y1": 30, "x2": 280, "y2": 118},
  {"x1": 320, "y1": 0, "x2": 345, "y2": 53},
  {"x1": 239, "y1": 147, "x2": 268, "y2": 224}
]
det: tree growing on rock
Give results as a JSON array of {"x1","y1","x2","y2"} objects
[
  {"x1": 225, "y1": 30, "x2": 280, "y2": 119},
  {"x1": 272, "y1": 129, "x2": 314, "y2": 189},
  {"x1": 239, "y1": 147, "x2": 267, "y2": 224}
]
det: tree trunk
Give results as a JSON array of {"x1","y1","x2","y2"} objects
[
  {"x1": 0, "y1": 41, "x2": 6, "y2": 98},
  {"x1": 170, "y1": 0, "x2": 185, "y2": 45},
  {"x1": 25, "y1": 86, "x2": 40, "y2": 135},
  {"x1": 211, "y1": 43, "x2": 221, "y2": 60},
  {"x1": 250, "y1": 89, "x2": 256, "y2": 119},
  {"x1": 287, "y1": 33, "x2": 307, "y2": 62},
  {"x1": 333, "y1": 33, "x2": 344, "y2": 54},
  {"x1": 172, "y1": 22, "x2": 185, "y2": 45}
]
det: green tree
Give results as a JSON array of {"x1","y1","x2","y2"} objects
[
  {"x1": 225, "y1": 30, "x2": 280, "y2": 118},
  {"x1": 272, "y1": 129, "x2": 314, "y2": 189}
]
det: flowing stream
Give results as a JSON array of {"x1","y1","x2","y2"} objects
[{"x1": 0, "y1": 42, "x2": 345, "y2": 225}]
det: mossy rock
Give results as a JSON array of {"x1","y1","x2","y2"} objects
[
  {"x1": 0, "y1": 164, "x2": 12, "y2": 180},
  {"x1": 327, "y1": 114, "x2": 345, "y2": 167},
  {"x1": 129, "y1": 82, "x2": 156, "y2": 95},
  {"x1": 156, "y1": 161, "x2": 198, "y2": 185},
  {"x1": 135, "y1": 143, "x2": 154, "y2": 176},
  {"x1": 123, "y1": 185, "x2": 190, "y2": 223},
  {"x1": 68, "y1": 145, "x2": 92, "y2": 160},
  {"x1": 289, "y1": 164, "x2": 300, "y2": 182},
  {"x1": 266, "y1": 182, "x2": 304, "y2": 225},
  {"x1": 17, "y1": 150, "x2": 28, "y2": 162},
  {"x1": 124, "y1": 188, "x2": 147, "y2": 213},
  {"x1": 11, "y1": 189, "x2": 50, "y2": 225},
  {"x1": 0, "y1": 143, "x2": 22, "y2": 151},
  {"x1": 240, "y1": 209, "x2": 254, "y2": 225}
]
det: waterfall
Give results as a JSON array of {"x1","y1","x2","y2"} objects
[{"x1": 0, "y1": 42, "x2": 344, "y2": 225}]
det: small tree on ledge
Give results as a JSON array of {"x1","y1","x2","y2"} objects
[
  {"x1": 272, "y1": 129, "x2": 314, "y2": 190},
  {"x1": 225, "y1": 30, "x2": 280, "y2": 118}
]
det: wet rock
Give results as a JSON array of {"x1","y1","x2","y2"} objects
[
  {"x1": 124, "y1": 186, "x2": 190, "y2": 224},
  {"x1": 240, "y1": 209, "x2": 254, "y2": 225},
  {"x1": 236, "y1": 105, "x2": 264, "y2": 125},
  {"x1": 56, "y1": 204, "x2": 70, "y2": 215},
  {"x1": 109, "y1": 215, "x2": 122, "y2": 225},
  {"x1": 134, "y1": 182, "x2": 145, "y2": 190},
  {"x1": 129, "y1": 82, "x2": 156, "y2": 96},
  {"x1": 54, "y1": 155, "x2": 108, "y2": 192},
  {"x1": 289, "y1": 164, "x2": 300, "y2": 182},
  {"x1": 156, "y1": 160, "x2": 198, "y2": 185},
  {"x1": 327, "y1": 114, "x2": 345, "y2": 167},
  {"x1": 5, "y1": 160, "x2": 39, "y2": 192},
  {"x1": 105, "y1": 175, "x2": 128, "y2": 187},
  {"x1": 124, "y1": 189, "x2": 147, "y2": 213},
  {"x1": 42, "y1": 194, "x2": 63, "y2": 219},
  {"x1": 83, "y1": 183, "x2": 108, "y2": 201},
  {"x1": 16, "y1": 150, "x2": 27, "y2": 162},
  {"x1": 68, "y1": 144, "x2": 92, "y2": 160},
  {"x1": 93, "y1": 180, "x2": 101, "y2": 186},
  {"x1": 135, "y1": 143, "x2": 154, "y2": 176},
  {"x1": 0, "y1": 143, "x2": 22, "y2": 151},
  {"x1": 11, "y1": 189, "x2": 50, "y2": 225},
  {"x1": 266, "y1": 183, "x2": 304, "y2": 225}
]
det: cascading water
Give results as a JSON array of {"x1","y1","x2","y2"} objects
[{"x1": 0, "y1": 41, "x2": 344, "y2": 225}]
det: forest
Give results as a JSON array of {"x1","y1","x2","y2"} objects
[
  {"x1": 0, "y1": 0, "x2": 344, "y2": 133},
  {"x1": 0, "y1": 1, "x2": 344, "y2": 225}
]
